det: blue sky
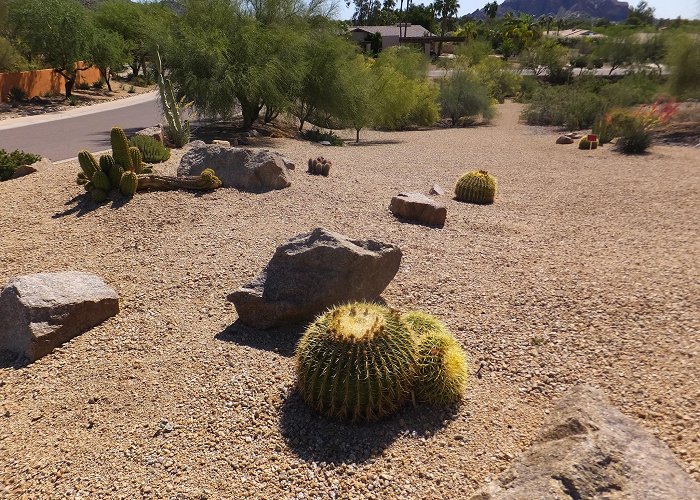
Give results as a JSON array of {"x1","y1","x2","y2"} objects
[{"x1": 334, "y1": 0, "x2": 699, "y2": 21}]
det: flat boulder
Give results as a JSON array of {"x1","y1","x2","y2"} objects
[
  {"x1": 228, "y1": 228, "x2": 402, "y2": 329},
  {"x1": 0, "y1": 272, "x2": 119, "y2": 362},
  {"x1": 471, "y1": 385, "x2": 700, "y2": 500},
  {"x1": 179, "y1": 141, "x2": 294, "y2": 192},
  {"x1": 556, "y1": 135, "x2": 574, "y2": 144},
  {"x1": 389, "y1": 192, "x2": 447, "y2": 227}
]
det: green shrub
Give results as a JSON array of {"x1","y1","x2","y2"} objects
[
  {"x1": 521, "y1": 85, "x2": 604, "y2": 130},
  {"x1": 91, "y1": 80, "x2": 105, "y2": 90},
  {"x1": 439, "y1": 70, "x2": 495, "y2": 126},
  {"x1": 667, "y1": 33, "x2": 700, "y2": 99},
  {"x1": 600, "y1": 74, "x2": 659, "y2": 108},
  {"x1": 76, "y1": 81, "x2": 90, "y2": 91},
  {"x1": 301, "y1": 128, "x2": 344, "y2": 146},
  {"x1": 129, "y1": 135, "x2": 171, "y2": 163},
  {"x1": 0, "y1": 149, "x2": 41, "y2": 181},
  {"x1": 474, "y1": 57, "x2": 522, "y2": 103},
  {"x1": 7, "y1": 87, "x2": 26, "y2": 103}
]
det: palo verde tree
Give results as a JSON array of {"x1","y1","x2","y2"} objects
[
  {"x1": 91, "y1": 27, "x2": 129, "y2": 91},
  {"x1": 9, "y1": 0, "x2": 95, "y2": 98}
]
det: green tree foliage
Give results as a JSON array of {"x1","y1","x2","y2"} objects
[
  {"x1": 453, "y1": 40, "x2": 492, "y2": 66},
  {"x1": 484, "y1": 1, "x2": 498, "y2": 20},
  {"x1": 519, "y1": 38, "x2": 568, "y2": 77},
  {"x1": 403, "y1": 4, "x2": 438, "y2": 34},
  {"x1": 626, "y1": 1, "x2": 655, "y2": 26},
  {"x1": 439, "y1": 70, "x2": 495, "y2": 126},
  {"x1": 90, "y1": 27, "x2": 129, "y2": 91},
  {"x1": 0, "y1": 35, "x2": 23, "y2": 71},
  {"x1": 595, "y1": 36, "x2": 637, "y2": 75},
  {"x1": 667, "y1": 33, "x2": 700, "y2": 99},
  {"x1": 634, "y1": 34, "x2": 666, "y2": 72},
  {"x1": 473, "y1": 57, "x2": 522, "y2": 103},
  {"x1": 9, "y1": 0, "x2": 94, "y2": 97}
]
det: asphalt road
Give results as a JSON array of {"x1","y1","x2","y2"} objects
[{"x1": 0, "y1": 93, "x2": 162, "y2": 161}]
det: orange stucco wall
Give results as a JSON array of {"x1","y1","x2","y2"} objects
[{"x1": 0, "y1": 64, "x2": 101, "y2": 102}]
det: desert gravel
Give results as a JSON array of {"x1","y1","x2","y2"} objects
[{"x1": 0, "y1": 102, "x2": 698, "y2": 498}]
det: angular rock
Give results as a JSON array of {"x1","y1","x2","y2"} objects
[
  {"x1": 10, "y1": 158, "x2": 51, "y2": 180},
  {"x1": 429, "y1": 183, "x2": 445, "y2": 196},
  {"x1": 178, "y1": 141, "x2": 293, "y2": 192},
  {"x1": 0, "y1": 272, "x2": 119, "y2": 362},
  {"x1": 228, "y1": 228, "x2": 402, "y2": 329},
  {"x1": 212, "y1": 139, "x2": 230, "y2": 146},
  {"x1": 134, "y1": 124, "x2": 164, "y2": 144},
  {"x1": 556, "y1": 135, "x2": 574, "y2": 144},
  {"x1": 389, "y1": 192, "x2": 447, "y2": 227},
  {"x1": 471, "y1": 386, "x2": 700, "y2": 500}
]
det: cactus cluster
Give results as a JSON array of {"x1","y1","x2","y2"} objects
[
  {"x1": 77, "y1": 150, "x2": 118, "y2": 202},
  {"x1": 295, "y1": 304, "x2": 468, "y2": 422},
  {"x1": 129, "y1": 135, "x2": 171, "y2": 163},
  {"x1": 454, "y1": 170, "x2": 497, "y2": 205},
  {"x1": 578, "y1": 136, "x2": 599, "y2": 150},
  {"x1": 307, "y1": 157, "x2": 331, "y2": 176}
]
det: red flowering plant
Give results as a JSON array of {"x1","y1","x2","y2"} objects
[{"x1": 598, "y1": 97, "x2": 679, "y2": 154}]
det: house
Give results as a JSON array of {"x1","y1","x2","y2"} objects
[
  {"x1": 543, "y1": 28, "x2": 604, "y2": 39},
  {"x1": 349, "y1": 24, "x2": 435, "y2": 53}
]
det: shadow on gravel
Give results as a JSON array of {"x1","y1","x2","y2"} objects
[
  {"x1": 347, "y1": 139, "x2": 404, "y2": 147},
  {"x1": 53, "y1": 192, "x2": 131, "y2": 218},
  {"x1": 0, "y1": 349, "x2": 28, "y2": 369},
  {"x1": 215, "y1": 319, "x2": 303, "y2": 357},
  {"x1": 279, "y1": 389, "x2": 459, "y2": 464}
]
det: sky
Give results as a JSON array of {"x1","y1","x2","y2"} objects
[{"x1": 334, "y1": 0, "x2": 700, "y2": 21}]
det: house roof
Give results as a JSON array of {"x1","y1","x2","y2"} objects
[
  {"x1": 350, "y1": 24, "x2": 434, "y2": 38},
  {"x1": 544, "y1": 28, "x2": 604, "y2": 39}
]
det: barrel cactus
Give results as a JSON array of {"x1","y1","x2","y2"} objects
[
  {"x1": 402, "y1": 310, "x2": 449, "y2": 338},
  {"x1": 578, "y1": 136, "x2": 598, "y2": 150},
  {"x1": 111, "y1": 127, "x2": 131, "y2": 169},
  {"x1": 78, "y1": 150, "x2": 98, "y2": 179},
  {"x1": 109, "y1": 164, "x2": 124, "y2": 187},
  {"x1": 128, "y1": 147, "x2": 143, "y2": 174},
  {"x1": 455, "y1": 170, "x2": 497, "y2": 205},
  {"x1": 119, "y1": 171, "x2": 138, "y2": 197},
  {"x1": 415, "y1": 329, "x2": 468, "y2": 406},
  {"x1": 99, "y1": 154, "x2": 115, "y2": 176},
  {"x1": 308, "y1": 157, "x2": 331, "y2": 176},
  {"x1": 90, "y1": 188, "x2": 108, "y2": 203},
  {"x1": 295, "y1": 302, "x2": 416, "y2": 422},
  {"x1": 92, "y1": 170, "x2": 111, "y2": 192}
]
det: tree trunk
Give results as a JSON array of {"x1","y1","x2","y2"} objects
[
  {"x1": 136, "y1": 174, "x2": 221, "y2": 191},
  {"x1": 100, "y1": 68, "x2": 113, "y2": 92},
  {"x1": 355, "y1": 128, "x2": 360, "y2": 143},
  {"x1": 130, "y1": 61, "x2": 140, "y2": 78},
  {"x1": 65, "y1": 78, "x2": 75, "y2": 98}
]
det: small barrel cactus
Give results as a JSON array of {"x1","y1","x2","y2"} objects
[
  {"x1": 92, "y1": 170, "x2": 111, "y2": 192},
  {"x1": 111, "y1": 127, "x2": 131, "y2": 169},
  {"x1": 415, "y1": 329, "x2": 468, "y2": 406},
  {"x1": 455, "y1": 170, "x2": 497, "y2": 205},
  {"x1": 99, "y1": 154, "x2": 115, "y2": 176},
  {"x1": 78, "y1": 150, "x2": 99, "y2": 179},
  {"x1": 295, "y1": 302, "x2": 416, "y2": 422},
  {"x1": 402, "y1": 310, "x2": 449, "y2": 338},
  {"x1": 578, "y1": 136, "x2": 598, "y2": 150},
  {"x1": 200, "y1": 168, "x2": 222, "y2": 188},
  {"x1": 119, "y1": 171, "x2": 138, "y2": 197},
  {"x1": 307, "y1": 157, "x2": 332, "y2": 176}
]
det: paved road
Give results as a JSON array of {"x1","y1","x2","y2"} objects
[{"x1": 0, "y1": 93, "x2": 162, "y2": 161}]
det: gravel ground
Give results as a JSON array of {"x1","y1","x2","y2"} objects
[{"x1": 1, "y1": 102, "x2": 698, "y2": 498}]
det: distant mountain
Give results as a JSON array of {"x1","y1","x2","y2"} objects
[{"x1": 470, "y1": 0, "x2": 631, "y2": 21}]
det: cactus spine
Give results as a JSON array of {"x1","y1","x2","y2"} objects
[
  {"x1": 119, "y1": 171, "x2": 138, "y2": 197},
  {"x1": 295, "y1": 302, "x2": 416, "y2": 422},
  {"x1": 78, "y1": 150, "x2": 99, "y2": 179},
  {"x1": 155, "y1": 48, "x2": 190, "y2": 147},
  {"x1": 402, "y1": 310, "x2": 449, "y2": 338},
  {"x1": 454, "y1": 170, "x2": 497, "y2": 205},
  {"x1": 111, "y1": 127, "x2": 131, "y2": 169}
]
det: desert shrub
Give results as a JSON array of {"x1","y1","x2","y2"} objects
[
  {"x1": 600, "y1": 74, "x2": 659, "y2": 108},
  {"x1": 521, "y1": 85, "x2": 603, "y2": 130},
  {"x1": 666, "y1": 33, "x2": 700, "y2": 99},
  {"x1": 605, "y1": 99, "x2": 679, "y2": 154},
  {"x1": 0, "y1": 149, "x2": 41, "y2": 181},
  {"x1": 473, "y1": 57, "x2": 522, "y2": 103},
  {"x1": 518, "y1": 39, "x2": 568, "y2": 78},
  {"x1": 453, "y1": 40, "x2": 493, "y2": 66},
  {"x1": 92, "y1": 80, "x2": 105, "y2": 90},
  {"x1": 300, "y1": 128, "x2": 344, "y2": 146},
  {"x1": 517, "y1": 76, "x2": 539, "y2": 102},
  {"x1": 127, "y1": 85, "x2": 135, "y2": 94},
  {"x1": 129, "y1": 135, "x2": 171, "y2": 163},
  {"x1": 6, "y1": 87, "x2": 27, "y2": 103},
  {"x1": 76, "y1": 81, "x2": 91, "y2": 91},
  {"x1": 68, "y1": 95, "x2": 78, "y2": 106},
  {"x1": 439, "y1": 70, "x2": 495, "y2": 126}
]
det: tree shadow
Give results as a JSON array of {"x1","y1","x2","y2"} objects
[
  {"x1": 348, "y1": 139, "x2": 404, "y2": 147},
  {"x1": 214, "y1": 319, "x2": 305, "y2": 358},
  {"x1": 279, "y1": 388, "x2": 460, "y2": 464},
  {"x1": 0, "y1": 350, "x2": 28, "y2": 369}
]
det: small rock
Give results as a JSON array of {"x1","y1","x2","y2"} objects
[
  {"x1": 10, "y1": 158, "x2": 51, "y2": 180},
  {"x1": 389, "y1": 192, "x2": 447, "y2": 227},
  {"x1": 556, "y1": 135, "x2": 574, "y2": 145},
  {"x1": 211, "y1": 140, "x2": 230, "y2": 146},
  {"x1": 429, "y1": 183, "x2": 445, "y2": 196},
  {"x1": 318, "y1": 141, "x2": 331, "y2": 146}
]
